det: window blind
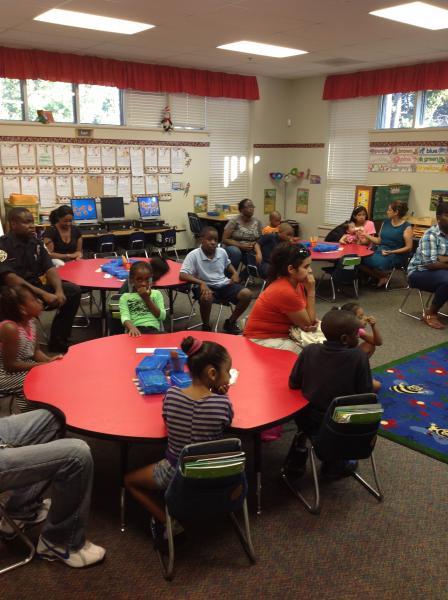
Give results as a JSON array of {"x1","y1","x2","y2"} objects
[
  {"x1": 324, "y1": 97, "x2": 378, "y2": 225},
  {"x1": 207, "y1": 97, "x2": 250, "y2": 208},
  {"x1": 125, "y1": 91, "x2": 167, "y2": 128},
  {"x1": 171, "y1": 93, "x2": 206, "y2": 129}
]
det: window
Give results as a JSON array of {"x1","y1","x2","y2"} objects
[
  {"x1": 378, "y1": 92, "x2": 416, "y2": 128},
  {"x1": 378, "y1": 89, "x2": 448, "y2": 129},
  {"x1": 27, "y1": 80, "x2": 75, "y2": 123},
  {"x1": 126, "y1": 91, "x2": 167, "y2": 127},
  {"x1": 0, "y1": 78, "x2": 23, "y2": 120},
  {"x1": 79, "y1": 85, "x2": 122, "y2": 125},
  {"x1": 207, "y1": 97, "x2": 250, "y2": 207},
  {"x1": 325, "y1": 97, "x2": 378, "y2": 225},
  {"x1": 171, "y1": 94, "x2": 206, "y2": 130}
]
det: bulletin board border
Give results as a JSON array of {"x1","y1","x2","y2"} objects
[{"x1": 0, "y1": 136, "x2": 210, "y2": 147}]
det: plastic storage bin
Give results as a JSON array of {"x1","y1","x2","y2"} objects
[
  {"x1": 170, "y1": 372, "x2": 192, "y2": 388},
  {"x1": 137, "y1": 369, "x2": 169, "y2": 395}
]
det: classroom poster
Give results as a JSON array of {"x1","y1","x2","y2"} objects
[
  {"x1": 194, "y1": 195, "x2": 207, "y2": 213},
  {"x1": 263, "y1": 189, "x2": 276, "y2": 214},
  {"x1": 430, "y1": 189, "x2": 448, "y2": 211},
  {"x1": 296, "y1": 188, "x2": 309, "y2": 214}
]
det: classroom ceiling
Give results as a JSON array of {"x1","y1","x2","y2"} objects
[{"x1": 1, "y1": 0, "x2": 448, "y2": 79}]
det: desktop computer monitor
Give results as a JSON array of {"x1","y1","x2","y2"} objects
[
  {"x1": 70, "y1": 198, "x2": 98, "y2": 224},
  {"x1": 137, "y1": 195, "x2": 161, "y2": 220},
  {"x1": 100, "y1": 196, "x2": 125, "y2": 221}
]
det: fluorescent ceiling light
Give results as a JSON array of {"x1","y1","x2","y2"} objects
[
  {"x1": 217, "y1": 41, "x2": 307, "y2": 58},
  {"x1": 370, "y1": 2, "x2": 448, "y2": 30},
  {"x1": 34, "y1": 9, "x2": 154, "y2": 34}
]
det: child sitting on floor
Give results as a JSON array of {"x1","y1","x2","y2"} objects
[
  {"x1": 125, "y1": 336, "x2": 233, "y2": 538},
  {"x1": 119, "y1": 261, "x2": 166, "y2": 336},
  {"x1": 0, "y1": 285, "x2": 62, "y2": 412},
  {"x1": 282, "y1": 308, "x2": 373, "y2": 480}
]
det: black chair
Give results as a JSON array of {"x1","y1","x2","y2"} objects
[
  {"x1": 399, "y1": 285, "x2": 448, "y2": 321},
  {"x1": 316, "y1": 254, "x2": 361, "y2": 301},
  {"x1": 281, "y1": 393, "x2": 383, "y2": 514},
  {"x1": 0, "y1": 501, "x2": 36, "y2": 574},
  {"x1": 245, "y1": 264, "x2": 267, "y2": 292},
  {"x1": 156, "y1": 438, "x2": 255, "y2": 580},
  {"x1": 187, "y1": 212, "x2": 202, "y2": 243},
  {"x1": 96, "y1": 234, "x2": 116, "y2": 254},
  {"x1": 127, "y1": 232, "x2": 147, "y2": 257},
  {"x1": 152, "y1": 229, "x2": 179, "y2": 261}
]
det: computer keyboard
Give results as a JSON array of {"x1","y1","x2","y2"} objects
[{"x1": 79, "y1": 227, "x2": 108, "y2": 236}]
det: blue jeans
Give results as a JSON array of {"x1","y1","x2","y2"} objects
[
  {"x1": 224, "y1": 246, "x2": 257, "y2": 270},
  {"x1": 0, "y1": 409, "x2": 93, "y2": 551},
  {"x1": 408, "y1": 269, "x2": 448, "y2": 310}
]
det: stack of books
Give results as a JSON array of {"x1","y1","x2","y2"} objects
[
  {"x1": 182, "y1": 452, "x2": 246, "y2": 479},
  {"x1": 332, "y1": 404, "x2": 383, "y2": 424}
]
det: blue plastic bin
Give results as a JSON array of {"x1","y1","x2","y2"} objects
[
  {"x1": 170, "y1": 371, "x2": 192, "y2": 388},
  {"x1": 154, "y1": 348, "x2": 188, "y2": 372},
  {"x1": 137, "y1": 369, "x2": 169, "y2": 395},
  {"x1": 136, "y1": 354, "x2": 169, "y2": 374}
]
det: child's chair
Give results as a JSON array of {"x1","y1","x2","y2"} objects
[
  {"x1": 152, "y1": 229, "x2": 179, "y2": 261},
  {"x1": 316, "y1": 254, "x2": 361, "y2": 301},
  {"x1": 281, "y1": 393, "x2": 383, "y2": 514},
  {"x1": 156, "y1": 438, "x2": 255, "y2": 580},
  {"x1": 0, "y1": 498, "x2": 36, "y2": 574}
]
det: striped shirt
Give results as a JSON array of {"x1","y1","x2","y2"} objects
[
  {"x1": 162, "y1": 386, "x2": 234, "y2": 466},
  {"x1": 408, "y1": 225, "x2": 448, "y2": 275}
]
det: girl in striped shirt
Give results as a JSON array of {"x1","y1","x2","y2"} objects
[{"x1": 125, "y1": 336, "x2": 233, "y2": 529}]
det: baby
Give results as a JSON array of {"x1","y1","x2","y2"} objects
[{"x1": 339, "y1": 221, "x2": 358, "y2": 244}]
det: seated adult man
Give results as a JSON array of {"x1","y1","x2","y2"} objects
[
  {"x1": 180, "y1": 226, "x2": 252, "y2": 334},
  {"x1": 256, "y1": 222, "x2": 294, "y2": 278},
  {"x1": 0, "y1": 409, "x2": 105, "y2": 568},
  {"x1": 0, "y1": 208, "x2": 81, "y2": 353}
]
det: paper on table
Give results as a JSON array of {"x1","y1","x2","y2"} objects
[
  {"x1": 136, "y1": 347, "x2": 177, "y2": 354},
  {"x1": 38, "y1": 176, "x2": 56, "y2": 207},
  {"x1": 158, "y1": 174, "x2": 171, "y2": 194},
  {"x1": 3, "y1": 175, "x2": 20, "y2": 198},
  {"x1": 21, "y1": 176, "x2": 39, "y2": 196},
  {"x1": 56, "y1": 175, "x2": 72, "y2": 197},
  {"x1": 103, "y1": 175, "x2": 117, "y2": 196},
  {"x1": 132, "y1": 176, "x2": 145, "y2": 195},
  {"x1": 116, "y1": 147, "x2": 130, "y2": 168},
  {"x1": 117, "y1": 175, "x2": 131, "y2": 203},
  {"x1": 1, "y1": 144, "x2": 19, "y2": 167},
  {"x1": 144, "y1": 147, "x2": 158, "y2": 171},
  {"x1": 171, "y1": 148, "x2": 184, "y2": 174},
  {"x1": 54, "y1": 144, "x2": 70, "y2": 166},
  {"x1": 158, "y1": 147, "x2": 170, "y2": 169},
  {"x1": 101, "y1": 146, "x2": 116, "y2": 167},
  {"x1": 86, "y1": 146, "x2": 101, "y2": 168},
  {"x1": 145, "y1": 175, "x2": 158, "y2": 195},
  {"x1": 72, "y1": 175, "x2": 88, "y2": 197},
  {"x1": 36, "y1": 145, "x2": 53, "y2": 167},
  {"x1": 130, "y1": 147, "x2": 144, "y2": 176},
  {"x1": 18, "y1": 144, "x2": 36, "y2": 167}
]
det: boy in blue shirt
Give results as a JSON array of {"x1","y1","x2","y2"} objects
[{"x1": 180, "y1": 227, "x2": 252, "y2": 334}]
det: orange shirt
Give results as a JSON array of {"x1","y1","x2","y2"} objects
[
  {"x1": 244, "y1": 278, "x2": 307, "y2": 339},
  {"x1": 262, "y1": 225, "x2": 280, "y2": 235}
]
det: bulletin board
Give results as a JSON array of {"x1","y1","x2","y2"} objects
[{"x1": 0, "y1": 136, "x2": 208, "y2": 213}]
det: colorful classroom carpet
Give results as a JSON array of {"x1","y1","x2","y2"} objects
[{"x1": 374, "y1": 342, "x2": 448, "y2": 464}]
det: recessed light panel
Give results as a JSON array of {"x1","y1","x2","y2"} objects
[
  {"x1": 370, "y1": 2, "x2": 448, "y2": 30},
  {"x1": 217, "y1": 41, "x2": 307, "y2": 58},
  {"x1": 34, "y1": 9, "x2": 154, "y2": 35}
]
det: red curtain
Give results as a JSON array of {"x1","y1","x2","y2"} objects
[
  {"x1": 323, "y1": 60, "x2": 448, "y2": 100},
  {"x1": 0, "y1": 46, "x2": 259, "y2": 100}
]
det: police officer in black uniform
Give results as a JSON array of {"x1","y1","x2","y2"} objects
[{"x1": 0, "y1": 208, "x2": 81, "y2": 353}]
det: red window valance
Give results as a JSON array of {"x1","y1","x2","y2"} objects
[
  {"x1": 323, "y1": 60, "x2": 448, "y2": 100},
  {"x1": 0, "y1": 46, "x2": 259, "y2": 101}
]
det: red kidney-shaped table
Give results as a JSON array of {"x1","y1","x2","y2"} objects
[
  {"x1": 24, "y1": 331, "x2": 307, "y2": 520},
  {"x1": 58, "y1": 258, "x2": 184, "y2": 332},
  {"x1": 306, "y1": 242, "x2": 374, "y2": 261}
]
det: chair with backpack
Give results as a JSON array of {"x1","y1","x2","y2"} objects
[
  {"x1": 281, "y1": 393, "x2": 383, "y2": 514},
  {"x1": 154, "y1": 438, "x2": 255, "y2": 580},
  {"x1": 316, "y1": 254, "x2": 361, "y2": 301}
]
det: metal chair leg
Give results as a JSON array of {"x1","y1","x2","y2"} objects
[
  {"x1": 154, "y1": 507, "x2": 175, "y2": 581},
  {"x1": 214, "y1": 303, "x2": 225, "y2": 332},
  {"x1": 351, "y1": 453, "x2": 383, "y2": 502},
  {"x1": 399, "y1": 288, "x2": 425, "y2": 320},
  {"x1": 385, "y1": 267, "x2": 409, "y2": 291},
  {"x1": 229, "y1": 499, "x2": 256, "y2": 564},
  {"x1": 0, "y1": 506, "x2": 36, "y2": 574},
  {"x1": 280, "y1": 444, "x2": 321, "y2": 514}
]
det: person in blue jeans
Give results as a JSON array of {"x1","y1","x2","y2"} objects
[
  {"x1": 407, "y1": 198, "x2": 448, "y2": 329},
  {"x1": 0, "y1": 409, "x2": 105, "y2": 568}
]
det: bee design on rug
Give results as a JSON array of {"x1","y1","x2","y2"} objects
[
  {"x1": 410, "y1": 423, "x2": 448, "y2": 445},
  {"x1": 389, "y1": 381, "x2": 433, "y2": 395},
  {"x1": 427, "y1": 423, "x2": 448, "y2": 439}
]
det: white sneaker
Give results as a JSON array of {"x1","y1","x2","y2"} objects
[
  {"x1": 0, "y1": 498, "x2": 51, "y2": 539},
  {"x1": 36, "y1": 536, "x2": 106, "y2": 568}
]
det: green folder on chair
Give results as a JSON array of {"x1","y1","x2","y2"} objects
[{"x1": 332, "y1": 404, "x2": 383, "y2": 424}]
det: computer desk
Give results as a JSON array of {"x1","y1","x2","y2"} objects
[{"x1": 81, "y1": 226, "x2": 186, "y2": 239}]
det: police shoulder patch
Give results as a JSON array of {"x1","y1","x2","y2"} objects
[{"x1": 0, "y1": 249, "x2": 7, "y2": 262}]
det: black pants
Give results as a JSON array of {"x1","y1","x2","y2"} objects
[{"x1": 42, "y1": 282, "x2": 81, "y2": 352}]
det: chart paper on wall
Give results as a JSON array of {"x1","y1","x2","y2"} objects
[
  {"x1": 38, "y1": 176, "x2": 56, "y2": 207},
  {"x1": 87, "y1": 146, "x2": 102, "y2": 168},
  {"x1": 171, "y1": 148, "x2": 184, "y2": 174},
  {"x1": 72, "y1": 175, "x2": 88, "y2": 197},
  {"x1": 132, "y1": 176, "x2": 145, "y2": 195},
  {"x1": 117, "y1": 175, "x2": 131, "y2": 203},
  {"x1": 101, "y1": 146, "x2": 116, "y2": 168},
  {"x1": 145, "y1": 147, "x2": 158, "y2": 172},
  {"x1": 103, "y1": 175, "x2": 117, "y2": 196},
  {"x1": 54, "y1": 144, "x2": 70, "y2": 167},
  {"x1": 36, "y1": 145, "x2": 53, "y2": 168},
  {"x1": 18, "y1": 144, "x2": 36, "y2": 167},
  {"x1": 158, "y1": 147, "x2": 171, "y2": 172},
  {"x1": 3, "y1": 175, "x2": 20, "y2": 198},
  {"x1": 130, "y1": 147, "x2": 144, "y2": 176},
  {"x1": 1, "y1": 144, "x2": 19, "y2": 167},
  {"x1": 56, "y1": 175, "x2": 72, "y2": 197},
  {"x1": 117, "y1": 147, "x2": 130, "y2": 168},
  {"x1": 145, "y1": 175, "x2": 158, "y2": 195},
  {"x1": 21, "y1": 176, "x2": 39, "y2": 196}
]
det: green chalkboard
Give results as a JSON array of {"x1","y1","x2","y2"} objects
[{"x1": 372, "y1": 185, "x2": 411, "y2": 220}]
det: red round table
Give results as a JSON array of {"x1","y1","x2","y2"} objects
[
  {"x1": 24, "y1": 331, "x2": 307, "y2": 517},
  {"x1": 307, "y1": 242, "x2": 373, "y2": 261},
  {"x1": 58, "y1": 258, "x2": 184, "y2": 332}
]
